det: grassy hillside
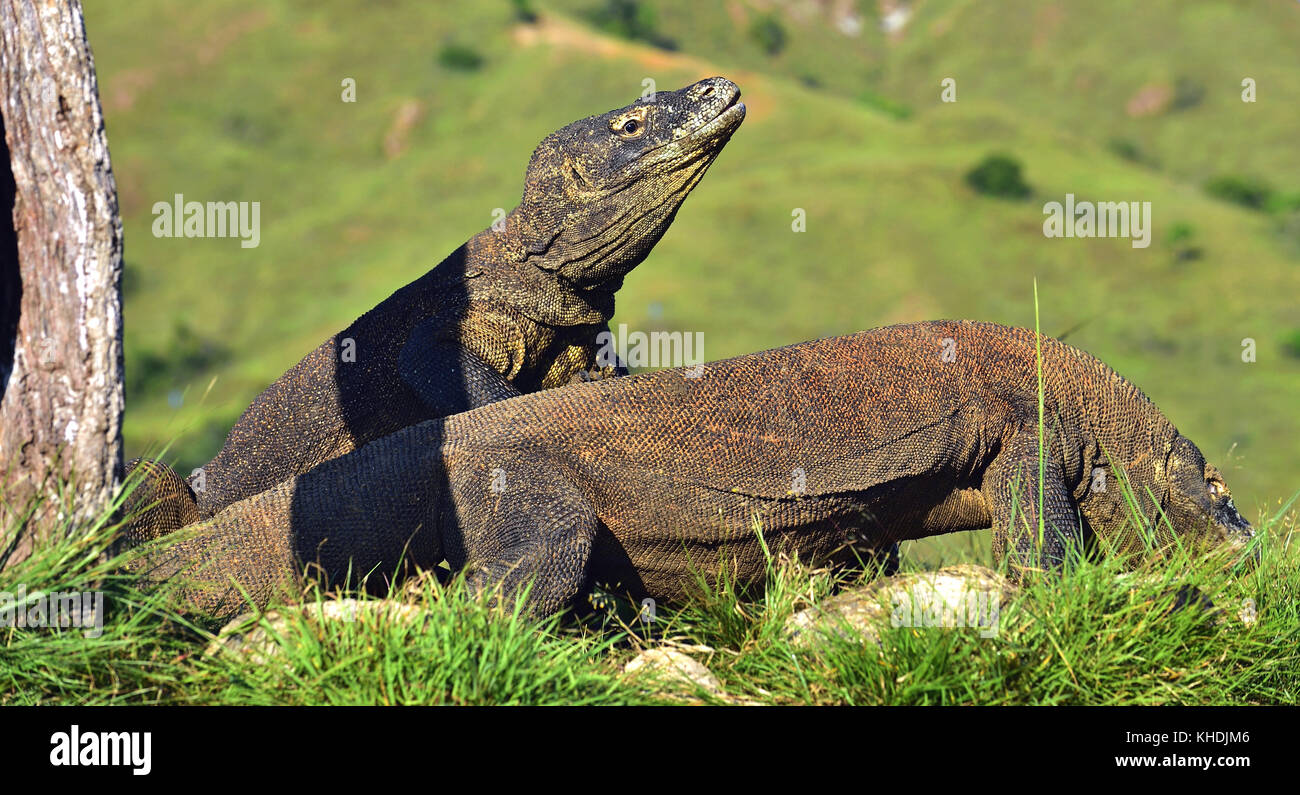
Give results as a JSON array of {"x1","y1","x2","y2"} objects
[
  {"x1": 83, "y1": 0, "x2": 1300, "y2": 555},
  {"x1": 547, "y1": 0, "x2": 1300, "y2": 184}
]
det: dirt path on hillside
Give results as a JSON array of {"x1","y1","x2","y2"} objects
[{"x1": 512, "y1": 14, "x2": 773, "y2": 120}]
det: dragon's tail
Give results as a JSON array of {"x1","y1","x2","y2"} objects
[{"x1": 122, "y1": 457, "x2": 201, "y2": 545}]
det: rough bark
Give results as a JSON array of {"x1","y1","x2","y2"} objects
[{"x1": 0, "y1": 0, "x2": 124, "y2": 570}]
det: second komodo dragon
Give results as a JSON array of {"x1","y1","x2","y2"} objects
[
  {"x1": 132, "y1": 321, "x2": 1256, "y2": 621},
  {"x1": 126, "y1": 77, "x2": 746, "y2": 535}
]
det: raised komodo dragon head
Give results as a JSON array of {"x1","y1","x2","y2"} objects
[{"x1": 504, "y1": 77, "x2": 745, "y2": 290}]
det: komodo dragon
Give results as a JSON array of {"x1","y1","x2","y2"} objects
[
  {"x1": 130, "y1": 321, "x2": 1255, "y2": 621},
  {"x1": 124, "y1": 77, "x2": 746, "y2": 536}
]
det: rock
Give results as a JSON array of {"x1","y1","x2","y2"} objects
[
  {"x1": 205, "y1": 598, "x2": 426, "y2": 663},
  {"x1": 623, "y1": 648, "x2": 730, "y2": 702},
  {"x1": 786, "y1": 564, "x2": 1015, "y2": 648},
  {"x1": 1237, "y1": 597, "x2": 1257, "y2": 627}
]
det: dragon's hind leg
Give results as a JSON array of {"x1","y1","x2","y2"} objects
[{"x1": 448, "y1": 462, "x2": 597, "y2": 619}]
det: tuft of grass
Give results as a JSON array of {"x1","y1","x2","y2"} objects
[
  {"x1": 197, "y1": 577, "x2": 648, "y2": 706},
  {"x1": 2, "y1": 472, "x2": 647, "y2": 705},
  {"x1": 804, "y1": 541, "x2": 1298, "y2": 705},
  {"x1": 1034, "y1": 279, "x2": 1046, "y2": 547},
  {"x1": 857, "y1": 88, "x2": 912, "y2": 121},
  {"x1": 0, "y1": 472, "x2": 209, "y2": 705},
  {"x1": 649, "y1": 496, "x2": 1299, "y2": 705}
]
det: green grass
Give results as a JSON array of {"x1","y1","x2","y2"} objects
[
  {"x1": 0, "y1": 478, "x2": 654, "y2": 705},
  {"x1": 195, "y1": 580, "x2": 646, "y2": 706},
  {"x1": 5, "y1": 411, "x2": 1298, "y2": 707},
  {"x1": 3, "y1": 481, "x2": 1296, "y2": 705}
]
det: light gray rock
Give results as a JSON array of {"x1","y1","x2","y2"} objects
[
  {"x1": 624, "y1": 648, "x2": 723, "y2": 696},
  {"x1": 786, "y1": 564, "x2": 1016, "y2": 648},
  {"x1": 205, "y1": 598, "x2": 426, "y2": 663}
]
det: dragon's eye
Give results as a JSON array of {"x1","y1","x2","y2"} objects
[{"x1": 611, "y1": 110, "x2": 648, "y2": 139}]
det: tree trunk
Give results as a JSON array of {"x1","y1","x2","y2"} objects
[{"x1": 0, "y1": 0, "x2": 124, "y2": 571}]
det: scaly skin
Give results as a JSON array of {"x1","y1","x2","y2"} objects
[
  {"x1": 124, "y1": 77, "x2": 746, "y2": 535},
  {"x1": 130, "y1": 321, "x2": 1255, "y2": 621},
  {"x1": 118, "y1": 459, "x2": 200, "y2": 547}
]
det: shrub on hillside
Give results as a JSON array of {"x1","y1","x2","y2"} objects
[
  {"x1": 1171, "y1": 76, "x2": 1205, "y2": 111},
  {"x1": 965, "y1": 154, "x2": 1031, "y2": 200},
  {"x1": 1166, "y1": 221, "x2": 1202, "y2": 262},
  {"x1": 1204, "y1": 174, "x2": 1273, "y2": 211},
  {"x1": 510, "y1": 0, "x2": 538, "y2": 24},
  {"x1": 1282, "y1": 329, "x2": 1300, "y2": 360},
  {"x1": 437, "y1": 43, "x2": 484, "y2": 72},
  {"x1": 1107, "y1": 137, "x2": 1159, "y2": 169},
  {"x1": 125, "y1": 321, "x2": 229, "y2": 401},
  {"x1": 1266, "y1": 191, "x2": 1300, "y2": 214},
  {"x1": 588, "y1": 0, "x2": 676, "y2": 50},
  {"x1": 749, "y1": 13, "x2": 787, "y2": 56}
]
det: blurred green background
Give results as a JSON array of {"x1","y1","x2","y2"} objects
[{"x1": 84, "y1": 0, "x2": 1300, "y2": 562}]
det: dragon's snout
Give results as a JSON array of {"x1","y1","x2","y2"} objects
[
  {"x1": 1212, "y1": 507, "x2": 1258, "y2": 570},
  {"x1": 1223, "y1": 525, "x2": 1260, "y2": 569}
]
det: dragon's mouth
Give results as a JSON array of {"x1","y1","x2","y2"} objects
[
  {"x1": 691, "y1": 87, "x2": 745, "y2": 140},
  {"x1": 648, "y1": 88, "x2": 745, "y2": 166}
]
